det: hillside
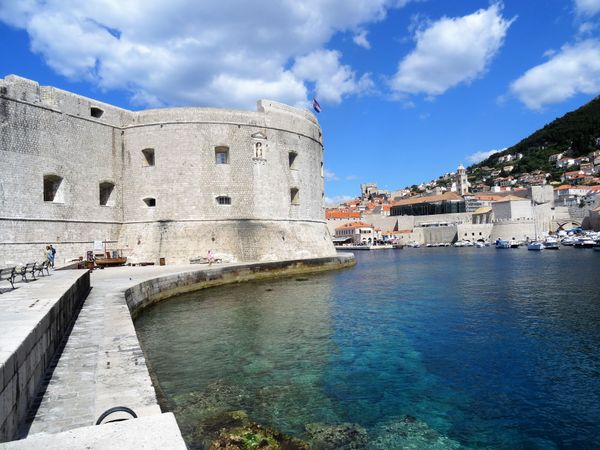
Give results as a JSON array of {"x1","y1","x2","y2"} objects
[{"x1": 470, "y1": 95, "x2": 600, "y2": 179}]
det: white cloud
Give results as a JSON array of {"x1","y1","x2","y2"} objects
[
  {"x1": 575, "y1": 0, "x2": 600, "y2": 17},
  {"x1": 510, "y1": 39, "x2": 600, "y2": 110},
  {"x1": 0, "y1": 0, "x2": 408, "y2": 109},
  {"x1": 391, "y1": 3, "x2": 514, "y2": 97},
  {"x1": 324, "y1": 169, "x2": 340, "y2": 181},
  {"x1": 467, "y1": 149, "x2": 501, "y2": 164},
  {"x1": 324, "y1": 195, "x2": 354, "y2": 206},
  {"x1": 292, "y1": 49, "x2": 373, "y2": 103},
  {"x1": 353, "y1": 29, "x2": 370, "y2": 49}
]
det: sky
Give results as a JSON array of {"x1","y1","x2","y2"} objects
[{"x1": 2, "y1": 0, "x2": 600, "y2": 205}]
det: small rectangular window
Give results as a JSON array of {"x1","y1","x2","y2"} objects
[
  {"x1": 216, "y1": 196, "x2": 231, "y2": 205},
  {"x1": 143, "y1": 197, "x2": 156, "y2": 207},
  {"x1": 215, "y1": 146, "x2": 229, "y2": 164},
  {"x1": 90, "y1": 106, "x2": 104, "y2": 118},
  {"x1": 290, "y1": 188, "x2": 299, "y2": 205},
  {"x1": 142, "y1": 148, "x2": 155, "y2": 166},
  {"x1": 43, "y1": 174, "x2": 64, "y2": 203},
  {"x1": 99, "y1": 182, "x2": 115, "y2": 206},
  {"x1": 289, "y1": 152, "x2": 298, "y2": 169}
]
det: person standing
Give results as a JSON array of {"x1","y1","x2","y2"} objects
[
  {"x1": 50, "y1": 244, "x2": 56, "y2": 268},
  {"x1": 48, "y1": 244, "x2": 56, "y2": 268},
  {"x1": 43, "y1": 246, "x2": 51, "y2": 265}
]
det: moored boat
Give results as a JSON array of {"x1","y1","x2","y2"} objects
[
  {"x1": 527, "y1": 241, "x2": 544, "y2": 251},
  {"x1": 495, "y1": 239, "x2": 511, "y2": 249},
  {"x1": 573, "y1": 238, "x2": 596, "y2": 248},
  {"x1": 543, "y1": 237, "x2": 560, "y2": 250}
]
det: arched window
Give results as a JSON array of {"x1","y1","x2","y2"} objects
[
  {"x1": 254, "y1": 142, "x2": 264, "y2": 158},
  {"x1": 216, "y1": 196, "x2": 231, "y2": 205},
  {"x1": 43, "y1": 174, "x2": 64, "y2": 203},
  {"x1": 215, "y1": 146, "x2": 229, "y2": 164},
  {"x1": 142, "y1": 148, "x2": 155, "y2": 167},
  {"x1": 143, "y1": 197, "x2": 156, "y2": 207},
  {"x1": 99, "y1": 182, "x2": 115, "y2": 206}
]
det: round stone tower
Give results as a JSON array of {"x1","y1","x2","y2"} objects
[{"x1": 0, "y1": 75, "x2": 336, "y2": 265}]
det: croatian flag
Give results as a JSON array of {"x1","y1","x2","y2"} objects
[{"x1": 312, "y1": 97, "x2": 321, "y2": 113}]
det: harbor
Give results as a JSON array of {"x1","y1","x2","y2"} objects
[{"x1": 134, "y1": 248, "x2": 600, "y2": 449}]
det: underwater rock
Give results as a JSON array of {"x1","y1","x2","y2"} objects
[
  {"x1": 207, "y1": 412, "x2": 309, "y2": 450},
  {"x1": 174, "y1": 380, "x2": 251, "y2": 419},
  {"x1": 304, "y1": 423, "x2": 368, "y2": 449},
  {"x1": 368, "y1": 415, "x2": 462, "y2": 450},
  {"x1": 171, "y1": 381, "x2": 251, "y2": 448}
]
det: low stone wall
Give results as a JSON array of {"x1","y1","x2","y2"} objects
[
  {"x1": 125, "y1": 254, "x2": 355, "y2": 317},
  {"x1": 0, "y1": 271, "x2": 90, "y2": 442}
]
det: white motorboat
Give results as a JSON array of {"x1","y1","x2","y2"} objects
[
  {"x1": 561, "y1": 236, "x2": 576, "y2": 246},
  {"x1": 574, "y1": 238, "x2": 596, "y2": 248},
  {"x1": 527, "y1": 241, "x2": 544, "y2": 251},
  {"x1": 543, "y1": 237, "x2": 560, "y2": 250}
]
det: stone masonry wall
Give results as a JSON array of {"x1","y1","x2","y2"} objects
[
  {"x1": 0, "y1": 270, "x2": 90, "y2": 442},
  {"x1": 0, "y1": 75, "x2": 335, "y2": 265}
]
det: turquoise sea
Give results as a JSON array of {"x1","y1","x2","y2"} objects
[{"x1": 135, "y1": 247, "x2": 600, "y2": 449}]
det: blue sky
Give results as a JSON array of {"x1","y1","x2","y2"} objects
[{"x1": 2, "y1": 1, "x2": 600, "y2": 204}]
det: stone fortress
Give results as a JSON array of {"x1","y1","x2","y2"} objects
[{"x1": 0, "y1": 75, "x2": 336, "y2": 266}]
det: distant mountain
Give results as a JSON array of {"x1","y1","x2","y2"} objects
[{"x1": 471, "y1": 95, "x2": 600, "y2": 176}]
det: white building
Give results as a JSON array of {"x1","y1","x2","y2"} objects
[{"x1": 334, "y1": 221, "x2": 380, "y2": 244}]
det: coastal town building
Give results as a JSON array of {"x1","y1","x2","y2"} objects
[
  {"x1": 0, "y1": 75, "x2": 336, "y2": 266},
  {"x1": 390, "y1": 192, "x2": 465, "y2": 216},
  {"x1": 334, "y1": 221, "x2": 379, "y2": 245}
]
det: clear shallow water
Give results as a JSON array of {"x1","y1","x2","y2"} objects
[{"x1": 135, "y1": 248, "x2": 600, "y2": 449}]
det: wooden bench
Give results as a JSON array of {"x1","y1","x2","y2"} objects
[
  {"x1": 35, "y1": 260, "x2": 51, "y2": 277},
  {"x1": 15, "y1": 262, "x2": 37, "y2": 282},
  {"x1": 0, "y1": 267, "x2": 16, "y2": 291}
]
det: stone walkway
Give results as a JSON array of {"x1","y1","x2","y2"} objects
[{"x1": 25, "y1": 264, "x2": 213, "y2": 435}]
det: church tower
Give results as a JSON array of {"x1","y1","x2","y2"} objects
[{"x1": 456, "y1": 163, "x2": 469, "y2": 195}]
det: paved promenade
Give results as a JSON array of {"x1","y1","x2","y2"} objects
[{"x1": 27, "y1": 264, "x2": 218, "y2": 435}]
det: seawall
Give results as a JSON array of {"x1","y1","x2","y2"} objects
[
  {"x1": 0, "y1": 270, "x2": 90, "y2": 442},
  {"x1": 125, "y1": 254, "x2": 356, "y2": 316}
]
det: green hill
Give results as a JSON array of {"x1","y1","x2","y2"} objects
[{"x1": 471, "y1": 95, "x2": 600, "y2": 178}]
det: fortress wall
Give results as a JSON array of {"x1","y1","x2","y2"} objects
[
  {"x1": 121, "y1": 121, "x2": 323, "y2": 222},
  {"x1": 0, "y1": 75, "x2": 335, "y2": 265},
  {"x1": 419, "y1": 225, "x2": 458, "y2": 244},
  {"x1": 456, "y1": 223, "x2": 493, "y2": 241},
  {"x1": 0, "y1": 77, "x2": 125, "y2": 265},
  {"x1": 117, "y1": 220, "x2": 334, "y2": 264},
  {"x1": 117, "y1": 102, "x2": 331, "y2": 263},
  {"x1": 413, "y1": 212, "x2": 472, "y2": 225},
  {"x1": 490, "y1": 221, "x2": 536, "y2": 242}
]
